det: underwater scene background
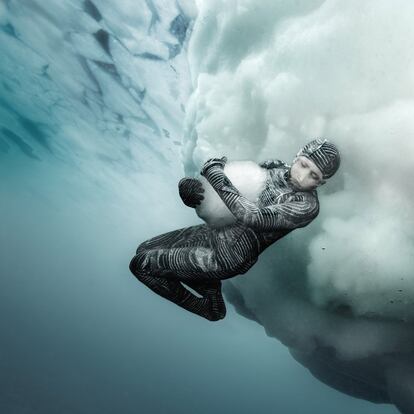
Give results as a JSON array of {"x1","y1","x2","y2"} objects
[{"x1": 2, "y1": 1, "x2": 414, "y2": 413}]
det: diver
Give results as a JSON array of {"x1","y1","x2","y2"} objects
[{"x1": 129, "y1": 138, "x2": 341, "y2": 321}]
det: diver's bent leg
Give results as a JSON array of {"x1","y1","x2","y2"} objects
[
  {"x1": 135, "y1": 272, "x2": 222, "y2": 321},
  {"x1": 129, "y1": 255, "x2": 224, "y2": 321},
  {"x1": 137, "y1": 273, "x2": 224, "y2": 321},
  {"x1": 130, "y1": 245, "x2": 224, "y2": 281},
  {"x1": 129, "y1": 237, "x2": 240, "y2": 321}
]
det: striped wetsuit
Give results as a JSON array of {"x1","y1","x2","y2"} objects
[{"x1": 129, "y1": 159, "x2": 319, "y2": 321}]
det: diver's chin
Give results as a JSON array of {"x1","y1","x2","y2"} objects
[{"x1": 289, "y1": 179, "x2": 303, "y2": 190}]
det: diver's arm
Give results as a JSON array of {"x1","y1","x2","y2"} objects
[
  {"x1": 178, "y1": 178, "x2": 204, "y2": 208},
  {"x1": 244, "y1": 193, "x2": 319, "y2": 230},
  {"x1": 201, "y1": 158, "x2": 319, "y2": 231}
]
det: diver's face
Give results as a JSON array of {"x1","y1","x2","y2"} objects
[{"x1": 289, "y1": 156, "x2": 325, "y2": 191}]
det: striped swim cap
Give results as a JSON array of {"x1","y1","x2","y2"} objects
[{"x1": 296, "y1": 138, "x2": 341, "y2": 179}]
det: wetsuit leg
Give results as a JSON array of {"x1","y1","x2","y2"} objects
[
  {"x1": 131, "y1": 225, "x2": 257, "y2": 282},
  {"x1": 134, "y1": 270, "x2": 225, "y2": 321},
  {"x1": 129, "y1": 226, "x2": 227, "y2": 321}
]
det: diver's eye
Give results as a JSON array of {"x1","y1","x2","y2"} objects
[{"x1": 301, "y1": 162, "x2": 307, "y2": 168}]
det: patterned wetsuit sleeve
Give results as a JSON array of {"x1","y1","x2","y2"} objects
[{"x1": 203, "y1": 165, "x2": 319, "y2": 231}]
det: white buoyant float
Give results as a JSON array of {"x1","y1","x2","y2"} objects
[{"x1": 195, "y1": 160, "x2": 268, "y2": 228}]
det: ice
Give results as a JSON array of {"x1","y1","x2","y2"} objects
[
  {"x1": 0, "y1": 0, "x2": 194, "y2": 179},
  {"x1": 195, "y1": 160, "x2": 267, "y2": 227},
  {"x1": 184, "y1": 0, "x2": 414, "y2": 322}
]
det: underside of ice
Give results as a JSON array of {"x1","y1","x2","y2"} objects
[{"x1": 195, "y1": 160, "x2": 267, "y2": 227}]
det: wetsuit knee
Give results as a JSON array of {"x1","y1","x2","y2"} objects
[
  {"x1": 129, "y1": 250, "x2": 147, "y2": 277},
  {"x1": 135, "y1": 241, "x2": 147, "y2": 255}
]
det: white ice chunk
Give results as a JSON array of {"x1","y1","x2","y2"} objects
[{"x1": 195, "y1": 160, "x2": 267, "y2": 227}]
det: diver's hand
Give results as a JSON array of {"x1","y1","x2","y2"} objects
[
  {"x1": 259, "y1": 159, "x2": 284, "y2": 169},
  {"x1": 200, "y1": 156, "x2": 228, "y2": 177},
  {"x1": 178, "y1": 178, "x2": 205, "y2": 208}
]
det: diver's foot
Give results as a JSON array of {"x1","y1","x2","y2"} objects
[
  {"x1": 205, "y1": 283, "x2": 226, "y2": 321},
  {"x1": 177, "y1": 285, "x2": 226, "y2": 321}
]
